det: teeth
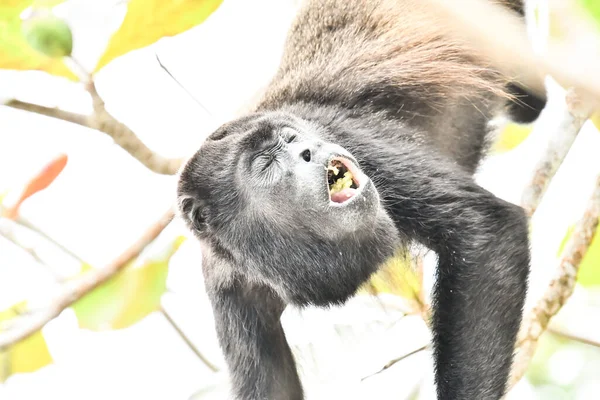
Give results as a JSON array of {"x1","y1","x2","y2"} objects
[{"x1": 327, "y1": 164, "x2": 340, "y2": 176}]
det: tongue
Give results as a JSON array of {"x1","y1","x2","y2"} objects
[{"x1": 330, "y1": 188, "x2": 357, "y2": 203}]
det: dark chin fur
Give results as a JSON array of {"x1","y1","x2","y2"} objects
[{"x1": 239, "y1": 210, "x2": 400, "y2": 307}]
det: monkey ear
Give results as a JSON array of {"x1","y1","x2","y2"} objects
[{"x1": 177, "y1": 195, "x2": 208, "y2": 233}]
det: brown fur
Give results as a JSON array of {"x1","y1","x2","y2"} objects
[
  {"x1": 255, "y1": 0, "x2": 532, "y2": 171},
  {"x1": 261, "y1": 0, "x2": 512, "y2": 110}
]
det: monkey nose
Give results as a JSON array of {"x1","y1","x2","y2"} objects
[
  {"x1": 299, "y1": 148, "x2": 312, "y2": 162},
  {"x1": 289, "y1": 142, "x2": 354, "y2": 166}
]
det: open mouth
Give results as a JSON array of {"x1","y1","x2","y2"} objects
[{"x1": 327, "y1": 158, "x2": 361, "y2": 204}]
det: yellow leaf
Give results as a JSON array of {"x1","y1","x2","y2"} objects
[
  {"x1": 0, "y1": 301, "x2": 28, "y2": 320},
  {"x1": 0, "y1": 1, "x2": 77, "y2": 80},
  {"x1": 0, "y1": 301, "x2": 53, "y2": 380},
  {"x1": 591, "y1": 112, "x2": 600, "y2": 131},
  {"x1": 94, "y1": 0, "x2": 223, "y2": 73},
  {"x1": 9, "y1": 331, "x2": 53, "y2": 375},
  {"x1": 72, "y1": 236, "x2": 185, "y2": 330},
  {"x1": 492, "y1": 122, "x2": 533, "y2": 154},
  {"x1": 361, "y1": 252, "x2": 422, "y2": 304}
]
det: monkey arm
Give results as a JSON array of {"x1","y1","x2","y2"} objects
[
  {"x1": 204, "y1": 273, "x2": 303, "y2": 400},
  {"x1": 373, "y1": 147, "x2": 530, "y2": 399}
]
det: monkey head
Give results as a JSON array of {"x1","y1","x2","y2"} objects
[{"x1": 177, "y1": 112, "x2": 399, "y2": 307}]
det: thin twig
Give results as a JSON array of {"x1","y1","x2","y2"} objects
[
  {"x1": 3, "y1": 89, "x2": 183, "y2": 176},
  {"x1": 521, "y1": 89, "x2": 595, "y2": 217},
  {"x1": 361, "y1": 343, "x2": 430, "y2": 381},
  {"x1": 160, "y1": 306, "x2": 220, "y2": 373},
  {"x1": 0, "y1": 215, "x2": 88, "y2": 282},
  {"x1": 0, "y1": 223, "x2": 47, "y2": 267},
  {"x1": 548, "y1": 326, "x2": 600, "y2": 349},
  {"x1": 0, "y1": 208, "x2": 175, "y2": 350},
  {"x1": 5, "y1": 99, "x2": 89, "y2": 127},
  {"x1": 155, "y1": 52, "x2": 214, "y2": 118},
  {"x1": 66, "y1": 56, "x2": 92, "y2": 83},
  {"x1": 0, "y1": 199, "x2": 86, "y2": 265},
  {"x1": 14, "y1": 215, "x2": 86, "y2": 264},
  {"x1": 508, "y1": 174, "x2": 600, "y2": 389}
]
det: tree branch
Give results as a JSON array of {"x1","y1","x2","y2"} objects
[
  {"x1": 4, "y1": 85, "x2": 184, "y2": 175},
  {"x1": 5, "y1": 99, "x2": 90, "y2": 127},
  {"x1": 0, "y1": 208, "x2": 175, "y2": 350},
  {"x1": 508, "y1": 174, "x2": 600, "y2": 389},
  {"x1": 521, "y1": 89, "x2": 595, "y2": 217},
  {"x1": 85, "y1": 81, "x2": 184, "y2": 175}
]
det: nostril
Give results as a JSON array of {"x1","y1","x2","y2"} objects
[{"x1": 301, "y1": 149, "x2": 311, "y2": 162}]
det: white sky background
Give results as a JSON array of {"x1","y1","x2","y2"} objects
[{"x1": 1, "y1": 0, "x2": 600, "y2": 399}]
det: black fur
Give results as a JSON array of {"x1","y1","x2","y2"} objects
[
  {"x1": 177, "y1": 0, "x2": 539, "y2": 399},
  {"x1": 506, "y1": 82, "x2": 548, "y2": 124}
]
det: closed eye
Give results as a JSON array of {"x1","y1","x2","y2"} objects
[
  {"x1": 285, "y1": 134, "x2": 297, "y2": 143},
  {"x1": 261, "y1": 154, "x2": 276, "y2": 171},
  {"x1": 249, "y1": 136, "x2": 285, "y2": 177}
]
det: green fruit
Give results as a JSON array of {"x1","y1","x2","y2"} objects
[{"x1": 22, "y1": 14, "x2": 73, "y2": 58}]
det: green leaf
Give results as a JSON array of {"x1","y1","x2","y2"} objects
[
  {"x1": 0, "y1": 1, "x2": 77, "y2": 79},
  {"x1": 72, "y1": 236, "x2": 185, "y2": 330},
  {"x1": 94, "y1": 0, "x2": 223, "y2": 73},
  {"x1": 0, "y1": 301, "x2": 53, "y2": 381},
  {"x1": 580, "y1": 0, "x2": 600, "y2": 30},
  {"x1": 557, "y1": 225, "x2": 600, "y2": 287}
]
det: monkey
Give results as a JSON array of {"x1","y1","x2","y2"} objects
[{"x1": 176, "y1": 0, "x2": 545, "y2": 399}]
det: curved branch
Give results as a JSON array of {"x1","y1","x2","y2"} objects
[
  {"x1": 508, "y1": 175, "x2": 600, "y2": 389},
  {"x1": 85, "y1": 82, "x2": 184, "y2": 175},
  {"x1": 521, "y1": 89, "x2": 595, "y2": 217},
  {"x1": 3, "y1": 87, "x2": 183, "y2": 175},
  {"x1": 505, "y1": 88, "x2": 598, "y2": 393},
  {"x1": 0, "y1": 208, "x2": 175, "y2": 350}
]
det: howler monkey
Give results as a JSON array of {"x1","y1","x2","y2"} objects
[{"x1": 177, "y1": 0, "x2": 545, "y2": 399}]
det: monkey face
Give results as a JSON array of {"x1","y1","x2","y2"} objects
[
  {"x1": 236, "y1": 123, "x2": 383, "y2": 236},
  {"x1": 177, "y1": 112, "x2": 399, "y2": 306}
]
